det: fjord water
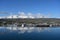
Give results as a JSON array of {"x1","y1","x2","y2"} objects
[{"x1": 0, "y1": 27, "x2": 60, "y2": 40}]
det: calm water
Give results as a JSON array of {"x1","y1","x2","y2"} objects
[{"x1": 0, "y1": 27, "x2": 60, "y2": 40}]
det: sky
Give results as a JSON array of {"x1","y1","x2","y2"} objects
[{"x1": 0, "y1": 0, "x2": 60, "y2": 18}]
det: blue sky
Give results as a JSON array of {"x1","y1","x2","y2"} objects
[{"x1": 0, "y1": 0, "x2": 60, "y2": 18}]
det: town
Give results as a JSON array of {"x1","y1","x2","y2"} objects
[{"x1": 0, "y1": 18, "x2": 60, "y2": 27}]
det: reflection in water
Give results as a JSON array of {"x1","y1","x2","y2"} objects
[
  {"x1": 0, "y1": 27, "x2": 60, "y2": 40},
  {"x1": 1, "y1": 27, "x2": 51, "y2": 34},
  {"x1": 0, "y1": 27, "x2": 58, "y2": 34}
]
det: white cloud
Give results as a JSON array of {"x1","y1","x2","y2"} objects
[
  {"x1": 27, "y1": 13, "x2": 35, "y2": 18},
  {"x1": 0, "y1": 17, "x2": 2, "y2": 19},
  {"x1": 0, "y1": 12, "x2": 49, "y2": 19},
  {"x1": 18, "y1": 12, "x2": 28, "y2": 18}
]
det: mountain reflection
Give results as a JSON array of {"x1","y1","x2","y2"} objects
[
  {"x1": 3, "y1": 27, "x2": 50, "y2": 34},
  {"x1": 0, "y1": 27, "x2": 60, "y2": 40}
]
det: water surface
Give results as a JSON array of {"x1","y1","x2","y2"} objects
[{"x1": 0, "y1": 27, "x2": 60, "y2": 40}]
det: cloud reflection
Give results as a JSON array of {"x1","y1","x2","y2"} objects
[{"x1": 5, "y1": 27, "x2": 50, "y2": 34}]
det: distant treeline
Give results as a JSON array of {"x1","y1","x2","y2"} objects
[{"x1": 0, "y1": 18, "x2": 60, "y2": 25}]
